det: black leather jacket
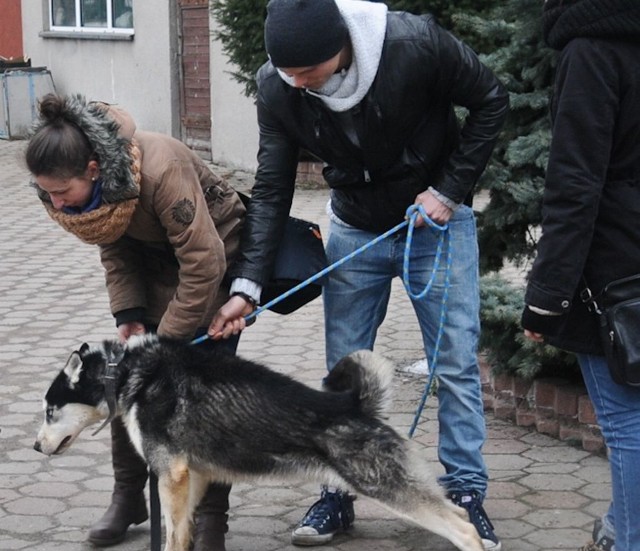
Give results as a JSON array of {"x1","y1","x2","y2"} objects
[{"x1": 230, "y1": 11, "x2": 509, "y2": 286}]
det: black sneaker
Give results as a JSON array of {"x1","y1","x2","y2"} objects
[
  {"x1": 291, "y1": 487, "x2": 356, "y2": 546},
  {"x1": 580, "y1": 519, "x2": 616, "y2": 551},
  {"x1": 449, "y1": 491, "x2": 501, "y2": 551}
]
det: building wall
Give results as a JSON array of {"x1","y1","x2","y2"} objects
[
  {"x1": 19, "y1": 2, "x2": 261, "y2": 172},
  {"x1": 209, "y1": 17, "x2": 259, "y2": 173},
  {"x1": 20, "y1": 0, "x2": 180, "y2": 136},
  {"x1": 0, "y1": 0, "x2": 24, "y2": 59}
]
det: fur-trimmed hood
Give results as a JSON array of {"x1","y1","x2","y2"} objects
[{"x1": 32, "y1": 94, "x2": 140, "y2": 204}]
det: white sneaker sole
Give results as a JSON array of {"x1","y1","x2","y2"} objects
[
  {"x1": 291, "y1": 529, "x2": 336, "y2": 546},
  {"x1": 483, "y1": 538, "x2": 502, "y2": 551}
]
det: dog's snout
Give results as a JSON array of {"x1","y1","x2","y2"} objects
[{"x1": 33, "y1": 441, "x2": 42, "y2": 453}]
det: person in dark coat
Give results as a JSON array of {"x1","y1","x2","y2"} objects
[{"x1": 522, "y1": 2, "x2": 640, "y2": 550}]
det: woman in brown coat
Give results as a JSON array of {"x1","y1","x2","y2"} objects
[{"x1": 26, "y1": 93, "x2": 248, "y2": 551}]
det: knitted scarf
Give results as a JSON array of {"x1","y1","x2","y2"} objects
[
  {"x1": 543, "y1": 0, "x2": 640, "y2": 50},
  {"x1": 43, "y1": 140, "x2": 142, "y2": 245}
]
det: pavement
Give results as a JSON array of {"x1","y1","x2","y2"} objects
[{"x1": 0, "y1": 136, "x2": 612, "y2": 551}]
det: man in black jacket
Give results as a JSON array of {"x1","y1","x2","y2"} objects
[{"x1": 210, "y1": 0, "x2": 508, "y2": 549}]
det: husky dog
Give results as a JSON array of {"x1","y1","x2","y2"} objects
[{"x1": 34, "y1": 335, "x2": 483, "y2": 551}]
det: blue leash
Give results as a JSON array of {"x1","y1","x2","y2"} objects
[
  {"x1": 191, "y1": 211, "x2": 413, "y2": 342},
  {"x1": 404, "y1": 205, "x2": 452, "y2": 438},
  {"x1": 191, "y1": 204, "x2": 451, "y2": 438}
]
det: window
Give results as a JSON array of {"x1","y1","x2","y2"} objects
[{"x1": 50, "y1": 0, "x2": 133, "y2": 32}]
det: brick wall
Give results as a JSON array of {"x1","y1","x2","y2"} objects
[
  {"x1": 479, "y1": 355, "x2": 605, "y2": 455},
  {"x1": 297, "y1": 160, "x2": 325, "y2": 186}
]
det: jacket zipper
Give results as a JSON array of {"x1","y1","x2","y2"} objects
[{"x1": 310, "y1": 97, "x2": 372, "y2": 183}]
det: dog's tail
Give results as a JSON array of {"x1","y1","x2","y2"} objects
[{"x1": 323, "y1": 350, "x2": 394, "y2": 418}]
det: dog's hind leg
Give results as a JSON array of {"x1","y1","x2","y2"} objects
[
  {"x1": 372, "y1": 458, "x2": 482, "y2": 551},
  {"x1": 157, "y1": 458, "x2": 193, "y2": 551},
  {"x1": 375, "y1": 488, "x2": 483, "y2": 551},
  {"x1": 326, "y1": 427, "x2": 483, "y2": 551}
]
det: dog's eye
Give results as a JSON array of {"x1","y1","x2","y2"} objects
[{"x1": 46, "y1": 407, "x2": 54, "y2": 422}]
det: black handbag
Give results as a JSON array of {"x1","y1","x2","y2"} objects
[
  {"x1": 237, "y1": 192, "x2": 328, "y2": 315},
  {"x1": 583, "y1": 275, "x2": 640, "y2": 386}
]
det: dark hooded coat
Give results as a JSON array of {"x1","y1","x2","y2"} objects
[{"x1": 522, "y1": 0, "x2": 640, "y2": 354}]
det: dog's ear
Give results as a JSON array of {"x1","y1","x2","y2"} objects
[
  {"x1": 63, "y1": 351, "x2": 84, "y2": 386},
  {"x1": 78, "y1": 343, "x2": 90, "y2": 356}
]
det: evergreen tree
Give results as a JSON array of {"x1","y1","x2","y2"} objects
[
  {"x1": 456, "y1": 0, "x2": 555, "y2": 274},
  {"x1": 390, "y1": 0, "x2": 498, "y2": 47},
  {"x1": 457, "y1": 0, "x2": 579, "y2": 378},
  {"x1": 210, "y1": 0, "x2": 268, "y2": 97}
]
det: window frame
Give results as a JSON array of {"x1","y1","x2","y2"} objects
[{"x1": 47, "y1": 0, "x2": 134, "y2": 37}]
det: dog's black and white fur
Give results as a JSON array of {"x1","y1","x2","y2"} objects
[{"x1": 34, "y1": 335, "x2": 482, "y2": 551}]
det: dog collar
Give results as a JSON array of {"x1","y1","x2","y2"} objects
[{"x1": 92, "y1": 361, "x2": 119, "y2": 436}]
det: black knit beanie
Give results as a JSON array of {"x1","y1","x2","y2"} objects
[{"x1": 265, "y1": 0, "x2": 348, "y2": 68}]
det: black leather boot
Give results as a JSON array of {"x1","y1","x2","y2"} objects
[
  {"x1": 88, "y1": 417, "x2": 149, "y2": 546},
  {"x1": 191, "y1": 483, "x2": 231, "y2": 551}
]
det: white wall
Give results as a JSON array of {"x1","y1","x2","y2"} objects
[
  {"x1": 209, "y1": 17, "x2": 259, "y2": 173},
  {"x1": 21, "y1": 1, "x2": 179, "y2": 136},
  {"x1": 20, "y1": 2, "x2": 260, "y2": 173}
]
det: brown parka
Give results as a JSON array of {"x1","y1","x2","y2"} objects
[
  {"x1": 33, "y1": 97, "x2": 245, "y2": 340},
  {"x1": 98, "y1": 107, "x2": 245, "y2": 339}
]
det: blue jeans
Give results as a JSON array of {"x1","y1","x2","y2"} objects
[
  {"x1": 577, "y1": 354, "x2": 640, "y2": 551},
  {"x1": 324, "y1": 205, "x2": 488, "y2": 495}
]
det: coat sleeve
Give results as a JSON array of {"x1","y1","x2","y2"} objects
[
  {"x1": 227, "y1": 71, "x2": 299, "y2": 286},
  {"x1": 99, "y1": 162, "x2": 227, "y2": 339},
  {"x1": 150, "y1": 159, "x2": 227, "y2": 338},
  {"x1": 430, "y1": 22, "x2": 509, "y2": 204},
  {"x1": 100, "y1": 238, "x2": 149, "y2": 318},
  {"x1": 99, "y1": 161, "x2": 227, "y2": 339},
  {"x1": 523, "y1": 40, "x2": 619, "y2": 333}
]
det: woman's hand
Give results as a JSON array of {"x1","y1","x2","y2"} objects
[
  {"x1": 208, "y1": 295, "x2": 255, "y2": 340},
  {"x1": 117, "y1": 321, "x2": 146, "y2": 343}
]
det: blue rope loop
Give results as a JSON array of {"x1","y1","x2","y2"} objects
[
  {"x1": 190, "y1": 204, "x2": 452, "y2": 440},
  {"x1": 403, "y1": 204, "x2": 452, "y2": 438},
  {"x1": 403, "y1": 204, "x2": 449, "y2": 300}
]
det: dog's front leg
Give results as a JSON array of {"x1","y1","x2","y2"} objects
[{"x1": 157, "y1": 459, "x2": 192, "y2": 551}]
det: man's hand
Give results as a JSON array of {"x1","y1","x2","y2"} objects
[
  {"x1": 117, "y1": 321, "x2": 146, "y2": 343},
  {"x1": 414, "y1": 189, "x2": 453, "y2": 227},
  {"x1": 208, "y1": 295, "x2": 255, "y2": 340}
]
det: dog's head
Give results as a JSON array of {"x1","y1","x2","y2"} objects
[{"x1": 34, "y1": 342, "x2": 119, "y2": 456}]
